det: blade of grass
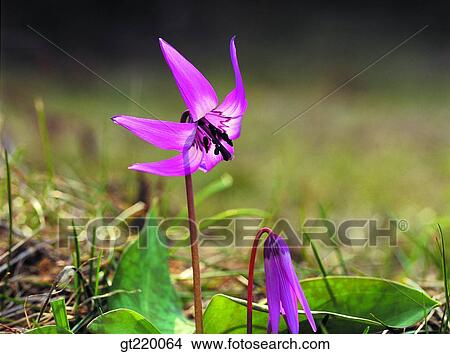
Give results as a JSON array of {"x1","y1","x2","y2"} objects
[
  {"x1": 362, "y1": 326, "x2": 370, "y2": 334},
  {"x1": 411, "y1": 228, "x2": 441, "y2": 270},
  {"x1": 177, "y1": 174, "x2": 233, "y2": 217},
  {"x1": 195, "y1": 173, "x2": 233, "y2": 205},
  {"x1": 71, "y1": 312, "x2": 97, "y2": 333},
  {"x1": 1, "y1": 149, "x2": 13, "y2": 309},
  {"x1": 5, "y1": 150, "x2": 13, "y2": 278},
  {"x1": 88, "y1": 226, "x2": 97, "y2": 289},
  {"x1": 318, "y1": 204, "x2": 348, "y2": 274},
  {"x1": 200, "y1": 208, "x2": 269, "y2": 229},
  {"x1": 94, "y1": 250, "x2": 103, "y2": 296},
  {"x1": 34, "y1": 98, "x2": 54, "y2": 182},
  {"x1": 318, "y1": 321, "x2": 329, "y2": 334},
  {"x1": 71, "y1": 220, "x2": 82, "y2": 316},
  {"x1": 437, "y1": 224, "x2": 449, "y2": 333},
  {"x1": 304, "y1": 232, "x2": 337, "y2": 306},
  {"x1": 50, "y1": 297, "x2": 70, "y2": 331}
]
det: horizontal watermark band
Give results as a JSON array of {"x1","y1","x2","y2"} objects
[
  {"x1": 56, "y1": 217, "x2": 408, "y2": 250},
  {"x1": 0, "y1": 334, "x2": 446, "y2": 354}
]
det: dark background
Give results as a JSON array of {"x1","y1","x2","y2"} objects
[{"x1": 2, "y1": 0, "x2": 449, "y2": 68}]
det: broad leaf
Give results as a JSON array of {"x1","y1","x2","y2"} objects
[
  {"x1": 204, "y1": 277, "x2": 439, "y2": 333},
  {"x1": 301, "y1": 276, "x2": 439, "y2": 328},
  {"x1": 108, "y1": 209, "x2": 194, "y2": 333},
  {"x1": 26, "y1": 325, "x2": 72, "y2": 334},
  {"x1": 87, "y1": 309, "x2": 160, "y2": 334},
  {"x1": 203, "y1": 294, "x2": 380, "y2": 334}
]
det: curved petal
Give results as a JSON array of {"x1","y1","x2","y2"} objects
[
  {"x1": 204, "y1": 112, "x2": 242, "y2": 141},
  {"x1": 264, "y1": 255, "x2": 281, "y2": 334},
  {"x1": 284, "y1": 262, "x2": 317, "y2": 332},
  {"x1": 273, "y1": 254, "x2": 299, "y2": 334},
  {"x1": 112, "y1": 115, "x2": 197, "y2": 151},
  {"x1": 198, "y1": 141, "x2": 234, "y2": 173},
  {"x1": 292, "y1": 278, "x2": 317, "y2": 332},
  {"x1": 129, "y1": 146, "x2": 203, "y2": 176},
  {"x1": 159, "y1": 38, "x2": 218, "y2": 121},
  {"x1": 275, "y1": 237, "x2": 317, "y2": 332},
  {"x1": 222, "y1": 116, "x2": 242, "y2": 141},
  {"x1": 212, "y1": 36, "x2": 247, "y2": 139}
]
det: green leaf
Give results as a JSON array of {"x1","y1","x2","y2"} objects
[
  {"x1": 204, "y1": 294, "x2": 267, "y2": 334},
  {"x1": 204, "y1": 294, "x2": 380, "y2": 334},
  {"x1": 108, "y1": 208, "x2": 194, "y2": 333},
  {"x1": 50, "y1": 297, "x2": 70, "y2": 331},
  {"x1": 87, "y1": 309, "x2": 161, "y2": 334},
  {"x1": 26, "y1": 325, "x2": 72, "y2": 334},
  {"x1": 301, "y1": 276, "x2": 439, "y2": 328},
  {"x1": 204, "y1": 276, "x2": 439, "y2": 333}
]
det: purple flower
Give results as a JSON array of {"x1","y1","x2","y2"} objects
[
  {"x1": 112, "y1": 37, "x2": 247, "y2": 176},
  {"x1": 264, "y1": 233, "x2": 317, "y2": 334}
]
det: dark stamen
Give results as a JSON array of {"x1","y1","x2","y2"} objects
[
  {"x1": 220, "y1": 132, "x2": 233, "y2": 146},
  {"x1": 218, "y1": 145, "x2": 232, "y2": 161},
  {"x1": 198, "y1": 118, "x2": 233, "y2": 161},
  {"x1": 202, "y1": 136, "x2": 209, "y2": 152}
]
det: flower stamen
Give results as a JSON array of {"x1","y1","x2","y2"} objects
[{"x1": 197, "y1": 118, "x2": 233, "y2": 161}]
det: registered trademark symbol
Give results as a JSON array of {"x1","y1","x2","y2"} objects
[{"x1": 398, "y1": 219, "x2": 409, "y2": 232}]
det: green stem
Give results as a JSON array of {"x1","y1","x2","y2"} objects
[
  {"x1": 184, "y1": 173, "x2": 203, "y2": 333},
  {"x1": 2, "y1": 149, "x2": 13, "y2": 308},
  {"x1": 304, "y1": 232, "x2": 337, "y2": 306},
  {"x1": 71, "y1": 221, "x2": 82, "y2": 316},
  {"x1": 438, "y1": 225, "x2": 449, "y2": 333},
  {"x1": 34, "y1": 98, "x2": 54, "y2": 182}
]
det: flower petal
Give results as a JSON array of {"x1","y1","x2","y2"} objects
[
  {"x1": 284, "y1": 262, "x2": 317, "y2": 332},
  {"x1": 198, "y1": 141, "x2": 234, "y2": 173},
  {"x1": 293, "y1": 280, "x2": 317, "y2": 332},
  {"x1": 267, "y1": 318, "x2": 273, "y2": 334},
  {"x1": 112, "y1": 115, "x2": 197, "y2": 151},
  {"x1": 204, "y1": 112, "x2": 242, "y2": 141},
  {"x1": 159, "y1": 38, "x2": 218, "y2": 121},
  {"x1": 275, "y1": 237, "x2": 317, "y2": 332},
  {"x1": 212, "y1": 36, "x2": 247, "y2": 139},
  {"x1": 274, "y1": 255, "x2": 299, "y2": 334},
  {"x1": 217, "y1": 36, "x2": 247, "y2": 119},
  {"x1": 264, "y1": 254, "x2": 281, "y2": 334},
  {"x1": 129, "y1": 146, "x2": 203, "y2": 176}
]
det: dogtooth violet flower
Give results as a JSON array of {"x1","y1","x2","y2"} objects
[
  {"x1": 264, "y1": 232, "x2": 317, "y2": 333},
  {"x1": 112, "y1": 37, "x2": 247, "y2": 176},
  {"x1": 247, "y1": 228, "x2": 317, "y2": 334}
]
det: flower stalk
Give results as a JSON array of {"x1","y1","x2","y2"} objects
[
  {"x1": 247, "y1": 227, "x2": 273, "y2": 334},
  {"x1": 181, "y1": 112, "x2": 204, "y2": 334}
]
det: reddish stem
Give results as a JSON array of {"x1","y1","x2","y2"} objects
[
  {"x1": 184, "y1": 174, "x2": 203, "y2": 333},
  {"x1": 247, "y1": 227, "x2": 272, "y2": 334},
  {"x1": 180, "y1": 111, "x2": 203, "y2": 333}
]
